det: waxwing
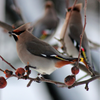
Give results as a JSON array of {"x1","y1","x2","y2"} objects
[
  {"x1": 32, "y1": 1, "x2": 59, "y2": 41},
  {"x1": 9, "y1": 23, "x2": 78, "y2": 75},
  {"x1": 60, "y1": 3, "x2": 92, "y2": 67},
  {"x1": 59, "y1": 3, "x2": 98, "y2": 77}
]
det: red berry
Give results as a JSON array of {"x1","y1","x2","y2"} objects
[
  {"x1": 15, "y1": 68, "x2": 25, "y2": 77},
  {"x1": 71, "y1": 66, "x2": 79, "y2": 75},
  {"x1": 64, "y1": 75, "x2": 75, "y2": 86},
  {"x1": 4, "y1": 69, "x2": 13, "y2": 78},
  {"x1": 0, "y1": 77, "x2": 7, "y2": 89}
]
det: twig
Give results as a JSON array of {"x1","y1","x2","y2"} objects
[
  {"x1": 62, "y1": 0, "x2": 77, "y2": 39},
  {"x1": 75, "y1": 0, "x2": 95, "y2": 76},
  {"x1": 68, "y1": 75, "x2": 100, "y2": 90},
  {"x1": 60, "y1": 0, "x2": 77, "y2": 52},
  {"x1": 0, "y1": 55, "x2": 100, "y2": 89},
  {"x1": 76, "y1": 0, "x2": 87, "y2": 67},
  {"x1": 11, "y1": 73, "x2": 100, "y2": 89},
  {"x1": 88, "y1": 39, "x2": 100, "y2": 47},
  {"x1": 0, "y1": 55, "x2": 16, "y2": 70},
  {"x1": 11, "y1": 74, "x2": 66, "y2": 87},
  {"x1": 0, "y1": 68, "x2": 4, "y2": 72},
  {"x1": 76, "y1": 74, "x2": 88, "y2": 81}
]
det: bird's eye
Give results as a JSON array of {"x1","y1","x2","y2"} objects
[
  {"x1": 68, "y1": 7, "x2": 71, "y2": 12},
  {"x1": 67, "y1": 7, "x2": 80, "y2": 12}
]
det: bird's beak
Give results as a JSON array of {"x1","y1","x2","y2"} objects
[
  {"x1": 8, "y1": 31, "x2": 19, "y2": 39},
  {"x1": 9, "y1": 31, "x2": 13, "y2": 35}
]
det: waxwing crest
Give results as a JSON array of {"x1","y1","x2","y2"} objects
[
  {"x1": 68, "y1": 3, "x2": 82, "y2": 12},
  {"x1": 13, "y1": 22, "x2": 32, "y2": 33},
  {"x1": 75, "y1": 3, "x2": 82, "y2": 11},
  {"x1": 45, "y1": 1, "x2": 54, "y2": 9}
]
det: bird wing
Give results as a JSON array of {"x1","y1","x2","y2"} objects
[
  {"x1": 69, "y1": 24, "x2": 91, "y2": 63},
  {"x1": 26, "y1": 40, "x2": 77, "y2": 61},
  {"x1": 0, "y1": 21, "x2": 14, "y2": 31}
]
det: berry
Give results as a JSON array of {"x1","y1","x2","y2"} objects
[
  {"x1": 71, "y1": 66, "x2": 79, "y2": 75},
  {"x1": 64, "y1": 75, "x2": 75, "y2": 86},
  {"x1": 15, "y1": 68, "x2": 25, "y2": 77},
  {"x1": 0, "y1": 77, "x2": 7, "y2": 89},
  {"x1": 4, "y1": 69, "x2": 13, "y2": 78}
]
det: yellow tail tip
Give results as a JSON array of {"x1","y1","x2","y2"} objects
[{"x1": 80, "y1": 58, "x2": 84, "y2": 63}]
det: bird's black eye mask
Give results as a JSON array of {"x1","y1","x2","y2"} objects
[
  {"x1": 46, "y1": 5, "x2": 52, "y2": 8},
  {"x1": 8, "y1": 30, "x2": 25, "y2": 42},
  {"x1": 13, "y1": 30, "x2": 25, "y2": 35},
  {"x1": 9, "y1": 30, "x2": 25, "y2": 35},
  {"x1": 68, "y1": 7, "x2": 80, "y2": 12}
]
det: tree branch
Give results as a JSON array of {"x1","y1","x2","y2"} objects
[
  {"x1": 59, "y1": 0, "x2": 77, "y2": 52},
  {"x1": 0, "y1": 55, "x2": 16, "y2": 70},
  {"x1": 88, "y1": 39, "x2": 100, "y2": 47},
  {"x1": 0, "y1": 55, "x2": 100, "y2": 90},
  {"x1": 76, "y1": 0, "x2": 87, "y2": 67},
  {"x1": 68, "y1": 75, "x2": 100, "y2": 90}
]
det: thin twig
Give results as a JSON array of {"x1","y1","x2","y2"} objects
[
  {"x1": 60, "y1": 0, "x2": 77, "y2": 52},
  {"x1": 76, "y1": 74, "x2": 88, "y2": 81},
  {"x1": 0, "y1": 55, "x2": 16, "y2": 70},
  {"x1": 76, "y1": 0, "x2": 87, "y2": 67},
  {"x1": 62, "y1": 0, "x2": 77, "y2": 39},
  {"x1": 11, "y1": 73, "x2": 100, "y2": 89},
  {"x1": 69, "y1": 75, "x2": 100, "y2": 89},
  {"x1": 0, "y1": 68, "x2": 4, "y2": 72},
  {"x1": 12, "y1": 74, "x2": 66, "y2": 87},
  {"x1": 0, "y1": 55, "x2": 100, "y2": 89},
  {"x1": 88, "y1": 39, "x2": 100, "y2": 47}
]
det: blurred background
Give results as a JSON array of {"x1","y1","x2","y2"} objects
[{"x1": 0, "y1": 0, "x2": 100, "y2": 100}]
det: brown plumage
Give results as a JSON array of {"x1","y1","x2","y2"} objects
[
  {"x1": 32, "y1": 1, "x2": 59, "y2": 40},
  {"x1": 9, "y1": 23, "x2": 78, "y2": 75},
  {"x1": 60, "y1": 3, "x2": 92, "y2": 66}
]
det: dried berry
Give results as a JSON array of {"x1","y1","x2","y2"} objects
[
  {"x1": 64, "y1": 75, "x2": 75, "y2": 86},
  {"x1": 15, "y1": 67, "x2": 25, "y2": 77},
  {"x1": 0, "y1": 77, "x2": 7, "y2": 89},
  {"x1": 71, "y1": 66, "x2": 79, "y2": 75},
  {"x1": 4, "y1": 69, "x2": 13, "y2": 78}
]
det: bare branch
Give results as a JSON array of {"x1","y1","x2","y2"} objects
[
  {"x1": 68, "y1": 75, "x2": 100, "y2": 90},
  {"x1": 88, "y1": 39, "x2": 100, "y2": 47},
  {"x1": 0, "y1": 68, "x2": 4, "y2": 72},
  {"x1": 76, "y1": 0, "x2": 87, "y2": 67},
  {"x1": 12, "y1": 73, "x2": 100, "y2": 89},
  {"x1": 60, "y1": 0, "x2": 77, "y2": 52},
  {"x1": 0, "y1": 55, "x2": 16, "y2": 70},
  {"x1": 0, "y1": 55, "x2": 100, "y2": 90}
]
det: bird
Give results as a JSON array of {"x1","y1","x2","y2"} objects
[
  {"x1": 32, "y1": 1, "x2": 59, "y2": 41},
  {"x1": 60, "y1": 3, "x2": 93, "y2": 70},
  {"x1": 0, "y1": 1, "x2": 59, "y2": 41},
  {"x1": 8, "y1": 22, "x2": 79, "y2": 75},
  {"x1": 6, "y1": 0, "x2": 24, "y2": 27}
]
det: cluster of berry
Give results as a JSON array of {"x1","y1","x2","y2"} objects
[
  {"x1": 0, "y1": 67, "x2": 29, "y2": 89},
  {"x1": 64, "y1": 66, "x2": 79, "y2": 86}
]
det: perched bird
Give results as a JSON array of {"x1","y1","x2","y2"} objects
[
  {"x1": 9, "y1": 23, "x2": 78, "y2": 75},
  {"x1": 6, "y1": 0, "x2": 24, "y2": 27},
  {"x1": 32, "y1": 1, "x2": 59, "y2": 41},
  {"x1": 60, "y1": 4, "x2": 93, "y2": 69}
]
